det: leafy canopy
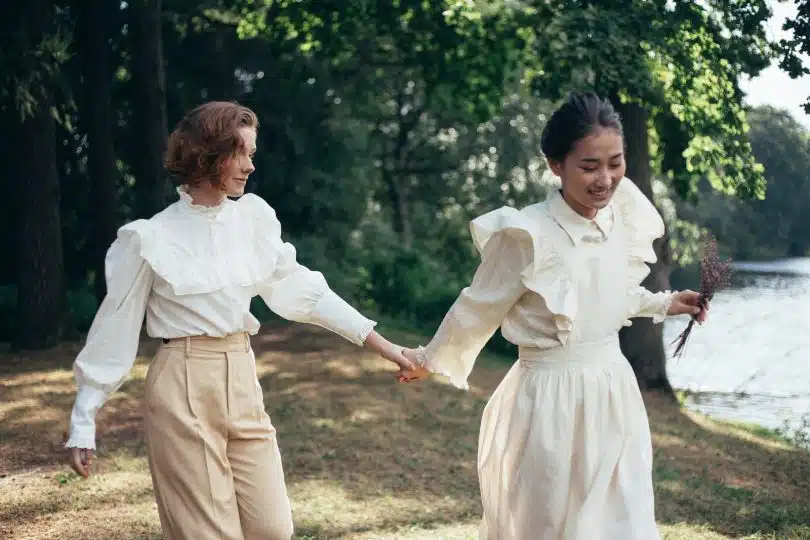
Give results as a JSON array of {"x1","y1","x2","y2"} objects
[{"x1": 521, "y1": 0, "x2": 773, "y2": 199}]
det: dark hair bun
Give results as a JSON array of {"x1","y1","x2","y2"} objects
[{"x1": 540, "y1": 92, "x2": 623, "y2": 162}]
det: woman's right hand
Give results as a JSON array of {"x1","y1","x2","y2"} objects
[
  {"x1": 68, "y1": 447, "x2": 94, "y2": 478},
  {"x1": 399, "y1": 349, "x2": 431, "y2": 382}
]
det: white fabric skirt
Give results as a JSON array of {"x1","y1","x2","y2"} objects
[{"x1": 477, "y1": 335, "x2": 660, "y2": 540}]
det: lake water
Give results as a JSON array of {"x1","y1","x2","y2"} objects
[{"x1": 664, "y1": 257, "x2": 810, "y2": 437}]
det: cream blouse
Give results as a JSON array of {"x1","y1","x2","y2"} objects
[
  {"x1": 416, "y1": 178, "x2": 675, "y2": 390},
  {"x1": 66, "y1": 188, "x2": 376, "y2": 449}
]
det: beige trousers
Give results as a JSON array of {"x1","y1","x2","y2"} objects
[{"x1": 144, "y1": 332, "x2": 294, "y2": 540}]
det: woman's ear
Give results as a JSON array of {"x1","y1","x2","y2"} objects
[{"x1": 548, "y1": 159, "x2": 564, "y2": 177}]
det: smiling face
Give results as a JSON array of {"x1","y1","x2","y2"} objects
[
  {"x1": 220, "y1": 126, "x2": 257, "y2": 197},
  {"x1": 548, "y1": 126, "x2": 626, "y2": 219}
]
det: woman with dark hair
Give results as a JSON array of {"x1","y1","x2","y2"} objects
[
  {"x1": 65, "y1": 101, "x2": 415, "y2": 540},
  {"x1": 403, "y1": 92, "x2": 708, "y2": 539}
]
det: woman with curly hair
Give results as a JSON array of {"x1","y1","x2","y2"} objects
[{"x1": 65, "y1": 101, "x2": 415, "y2": 540}]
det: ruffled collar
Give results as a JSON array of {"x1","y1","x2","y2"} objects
[
  {"x1": 176, "y1": 185, "x2": 231, "y2": 218},
  {"x1": 547, "y1": 189, "x2": 614, "y2": 244}
]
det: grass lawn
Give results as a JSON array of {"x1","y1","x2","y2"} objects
[{"x1": 1, "y1": 323, "x2": 809, "y2": 539}]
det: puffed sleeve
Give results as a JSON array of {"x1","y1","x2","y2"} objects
[
  {"x1": 66, "y1": 225, "x2": 154, "y2": 449},
  {"x1": 245, "y1": 195, "x2": 377, "y2": 346},
  {"x1": 415, "y1": 231, "x2": 529, "y2": 389},
  {"x1": 627, "y1": 287, "x2": 674, "y2": 323},
  {"x1": 612, "y1": 178, "x2": 675, "y2": 325}
]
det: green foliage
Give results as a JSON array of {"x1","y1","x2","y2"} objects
[
  {"x1": 280, "y1": 217, "x2": 520, "y2": 357},
  {"x1": 0, "y1": 284, "x2": 99, "y2": 341},
  {"x1": 778, "y1": 0, "x2": 810, "y2": 112},
  {"x1": 236, "y1": 0, "x2": 522, "y2": 120},
  {"x1": 3, "y1": 0, "x2": 806, "y2": 348},
  {"x1": 676, "y1": 105, "x2": 810, "y2": 260},
  {"x1": 523, "y1": 0, "x2": 772, "y2": 199},
  {"x1": 0, "y1": 2, "x2": 72, "y2": 119},
  {"x1": 652, "y1": 177, "x2": 710, "y2": 267},
  {"x1": 349, "y1": 223, "x2": 463, "y2": 326}
]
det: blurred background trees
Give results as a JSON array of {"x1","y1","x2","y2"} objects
[{"x1": 1, "y1": 0, "x2": 808, "y2": 397}]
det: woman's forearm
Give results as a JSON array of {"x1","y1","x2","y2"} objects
[{"x1": 363, "y1": 330, "x2": 394, "y2": 356}]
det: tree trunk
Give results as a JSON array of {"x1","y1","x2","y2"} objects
[
  {"x1": 12, "y1": 60, "x2": 66, "y2": 349},
  {"x1": 130, "y1": 0, "x2": 169, "y2": 218},
  {"x1": 788, "y1": 220, "x2": 807, "y2": 257},
  {"x1": 382, "y1": 86, "x2": 415, "y2": 248},
  {"x1": 0, "y1": 108, "x2": 14, "y2": 288},
  {"x1": 385, "y1": 172, "x2": 413, "y2": 248},
  {"x1": 614, "y1": 98, "x2": 675, "y2": 397},
  {"x1": 76, "y1": 0, "x2": 119, "y2": 302}
]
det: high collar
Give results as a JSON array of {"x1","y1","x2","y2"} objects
[
  {"x1": 176, "y1": 185, "x2": 231, "y2": 218},
  {"x1": 547, "y1": 189, "x2": 614, "y2": 245}
]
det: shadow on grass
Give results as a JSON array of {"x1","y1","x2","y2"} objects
[
  {"x1": 1, "y1": 323, "x2": 809, "y2": 539},
  {"x1": 0, "y1": 477, "x2": 155, "y2": 524},
  {"x1": 646, "y1": 392, "x2": 810, "y2": 537}
]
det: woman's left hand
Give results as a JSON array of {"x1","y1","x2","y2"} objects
[
  {"x1": 398, "y1": 349, "x2": 431, "y2": 383},
  {"x1": 667, "y1": 289, "x2": 709, "y2": 323}
]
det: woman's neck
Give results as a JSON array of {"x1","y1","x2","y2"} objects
[
  {"x1": 559, "y1": 189, "x2": 598, "y2": 220},
  {"x1": 184, "y1": 183, "x2": 227, "y2": 207}
]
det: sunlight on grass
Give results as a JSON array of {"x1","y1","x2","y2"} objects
[
  {"x1": 289, "y1": 479, "x2": 480, "y2": 538},
  {"x1": 659, "y1": 523, "x2": 731, "y2": 539},
  {"x1": 346, "y1": 522, "x2": 479, "y2": 539},
  {"x1": 2, "y1": 324, "x2": 810, "y2": 539},
  {"x1": 8, "y1": 500, "x2": 161, "y2": 540},
  {"x1": 685, "y1": 410, "x2": 795, "y2": 451},
  {"x1": 660, "y1": 523, "x2": 810, "y2": 539}
]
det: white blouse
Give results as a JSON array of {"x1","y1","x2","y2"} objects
[
  {"x1": 416, "y1": 179, "x2": 674, "y2": 390},
  {"x1": 67, "y1": 188, "x2": 377, "y2": 449}
]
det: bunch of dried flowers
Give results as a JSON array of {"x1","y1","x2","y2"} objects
[{"x1": 671, "y1": 235, "x2": 732, "y2": 359}]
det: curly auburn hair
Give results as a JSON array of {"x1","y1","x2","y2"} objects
[{"x1": 165, "y1": 101, "x2": 259, "y2": 188}]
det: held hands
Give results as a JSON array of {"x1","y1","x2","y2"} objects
[
  {"x1": 364, "y1": 331, "x2": 430, "y2": 383},
  {"x1": 377, "y1": 340, "x2": 415, "y2": 376},
  {"x1": 398, "y1": 348, "x2": 431, "y2": 383},
  {"x1": 667, "y1": 289, "x2": 709, "y2": 323},
  {"x1": 378, "y1": 344, "x2": 430, "y2": 383}
]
